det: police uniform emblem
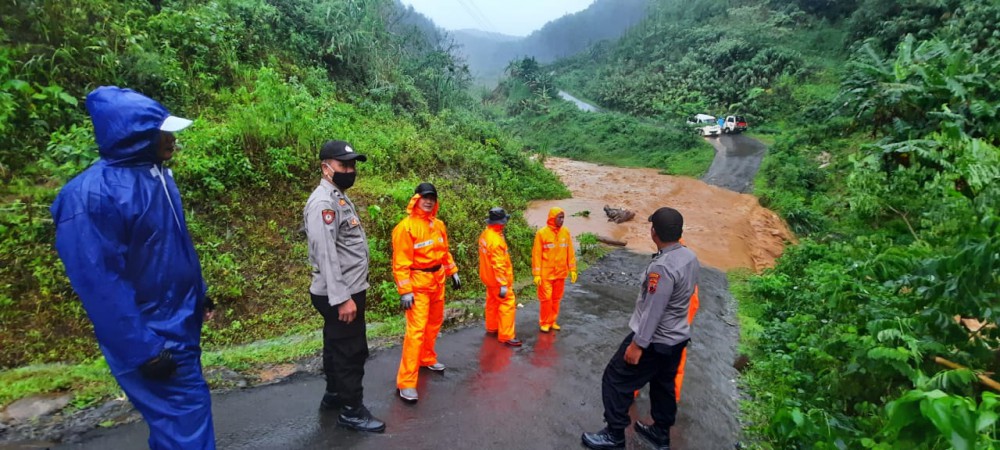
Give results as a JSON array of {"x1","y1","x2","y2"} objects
[
  {"x1": 322, "y1": 209, "x2": 335, "y2": 224},
  {"x1": 647, "y1": 272, "x2": 660, "y2": 293}
]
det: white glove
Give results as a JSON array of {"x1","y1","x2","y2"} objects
[{"x1": 400, "y1": 293, "x2": 414, "y2": 310}]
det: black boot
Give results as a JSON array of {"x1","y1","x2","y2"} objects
[
  {"x1": 319, "y1": 392, "x2": 341, "y2": 411},
  {"x1": 581, "y1": 427, "x2": 625, "y2": 449},
  {"x1": 635, "y1": 422, "x2": 671, "y2": 449},
  {"x1": 338, "y1": 404, "x2": 386, "y2": 433}
]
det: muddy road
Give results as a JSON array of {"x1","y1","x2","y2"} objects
[
  {"x1": 56, "y1": 252, "x2": 738, "y2": 450},
  {"x1": 526, "y1": 154, "x2": 792, "y2": 272}
]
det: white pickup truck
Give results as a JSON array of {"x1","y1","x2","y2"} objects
[
  {"x1": 686, "y1": 114, "x2": 720, "y2": 137},
  {"x1": 722, "y1": 115, "x2": 748, "y2": 134}
]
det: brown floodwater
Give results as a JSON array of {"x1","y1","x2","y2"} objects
[{"x1": 525, "y1": 157, "x2": 795, "y2": 272}]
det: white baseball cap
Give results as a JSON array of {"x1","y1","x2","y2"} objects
[{"x1": 160, "y1": 115, "x2": 193, "y2": 132}]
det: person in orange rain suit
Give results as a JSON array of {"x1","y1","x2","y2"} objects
[
  {"x1": 392, "y1": 182, "x2": 461, "y2": 403},
  {"x1": 532, "y1": 207, "x2": 577, "y2": 332},
  {"x1": 478, "y1": 207, "x2": 522, "y2": 347}
]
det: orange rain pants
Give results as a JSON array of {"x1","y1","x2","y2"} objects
[
  {"x1": 479, "y1": 224, "x2": 516, "y2": 342},
  {"x1": 532, "y1": 207, "x2": 576, "y2": 328},
  {"x1": 392, "y1": 194, "x2": 458, "y2": 390},
  {"x1": 674, "y1": 284, "x2": 700, "y2": 401}
]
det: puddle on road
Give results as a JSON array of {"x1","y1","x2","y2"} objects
[{"x1": 526, "y1": 157, "x2": 794, "y2": 272}]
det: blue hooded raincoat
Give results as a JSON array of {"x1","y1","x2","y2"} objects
[{"x1": 51, "y1": 86, "x2": 215, "y2": 450}]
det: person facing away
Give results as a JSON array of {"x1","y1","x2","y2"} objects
[
  {"x1": 478, "y1": 207, "x2": 522, "y2": 347},
  {"x1": 634, "y1": 243, "x2": 700, "y2": 402},
  {"x1": 303, "y1": 139, "x2": 385, "y2": 433},
  {"x1": 532, "y1": 206, "x2": 577, "y2": 332},
  {"x1": 581, "y1": 207, "x2": 700, "y2": 450},
  {"x1": 50, "y1": 86, "x2": 215, "y2": 449},
  {"x1": 392, "y1": 182, "x2": 461, "y2": 403}
]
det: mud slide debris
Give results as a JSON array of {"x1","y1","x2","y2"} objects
[
  {"x1": 526, "y1": 157, "x2": 795, "y2": 272},
  {"x1": 603, "y1": 205, "x2": 635, "y2": 223}
]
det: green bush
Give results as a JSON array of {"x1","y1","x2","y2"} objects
[{"x1": 735, "y1": 7, "x2": 1000, "y2": 447}]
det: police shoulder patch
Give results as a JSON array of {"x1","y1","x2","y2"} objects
[
  {"x1": 647, "y1": 272, "x2": 660, "y2": 293},
  {"x1": 322, "y1": 209, "x2": 336, "y2": 225}
]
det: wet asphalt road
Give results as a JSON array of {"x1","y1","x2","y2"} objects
[
  {"x1": 58, "y1": 251, "x2": 739, "y2": 450},
  {"x1": 701, "y1": 134, "x2": 767, "y2": 193}
]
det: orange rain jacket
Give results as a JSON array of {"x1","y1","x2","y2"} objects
[
  {"x1": 478, "y1": 224, "x2": 513, "y2": 287},
  {"x1": 532, "y1": 207, "x2": 576, "y2": 280},
  {"x1": 392, "y1": 194, "x2": 458, "y2": 294}
]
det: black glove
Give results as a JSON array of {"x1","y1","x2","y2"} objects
[
  {"x1": 204, "y1": 296, "x2": 216, "y2": 312},
  {"x1": 451, "y1": 273, "x2": 462, "y2": 290},
  {"x1": 140, "y1": 350, "x2": 178, "y2": 380}
]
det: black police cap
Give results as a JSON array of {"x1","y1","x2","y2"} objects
[
  {"x1": 415, "y1": 182, "x2": 437, "y2": 197},
  {"x1": 319, "y1": 140, "x2": 367, "y2": 162}
]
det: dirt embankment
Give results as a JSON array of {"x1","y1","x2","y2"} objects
[{"x1": 526, "y1": 157, "x2": 794, "y2": 272}]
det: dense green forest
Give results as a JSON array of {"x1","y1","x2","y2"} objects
[
  {"x1": 0, "y1": 0, "x2": 568, "y2": 377},
  {"x1": 548, "y1": 0, "x2": 1000, "y2": 447}
]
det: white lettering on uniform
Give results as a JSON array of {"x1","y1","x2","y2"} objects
[
  {"x1": 414, "y1": 240, "x2": 435, "y2": 249},
  {"x1": 543, "y1": 244, "x2": 555, "y2": 249}
]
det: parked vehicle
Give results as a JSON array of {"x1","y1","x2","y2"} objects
[
  {"x1": 686, "y1": 113, "x2": 720, "y2": 137},
  {"x1": 722, "y1": 115, "x2": 748, "y2": 134}
]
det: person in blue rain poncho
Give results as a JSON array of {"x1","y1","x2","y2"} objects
[{"x1": 51, "y1": 86, "x2": 216, "y2": 450}]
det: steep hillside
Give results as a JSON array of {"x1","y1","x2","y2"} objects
[
  {"x1": 451, "y1": 0, "x2": 650, "y2": 84},
  {"x1": 485, "y1": 56, "x2": 714, "y2": 178},
  {"x1": 0, "y1": 0, "x2": 566, "y2": 372},
  {"x1": 449, "y1": 29, "x2": 522, "y2": 84}
]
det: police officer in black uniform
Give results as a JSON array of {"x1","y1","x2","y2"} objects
[{"x1": 304, "y1": 140, "x2": 385, "y2": 433}]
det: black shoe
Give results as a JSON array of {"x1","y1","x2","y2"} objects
[
  {"x1": 635, "y1": 422, "x2": 671, "y2": 449},
  {"x1": 502, "y1": 338, "x2": 523, "y2": 347},
  {"x1": 319, "y1": 392, "x2": 341, "y2": 411},
  {"x1": 337, "y1": 405, "x2": 386, "y2": 433},
  {"x1": 581, "y1": 427, "x2": 625, "y2": 449}
]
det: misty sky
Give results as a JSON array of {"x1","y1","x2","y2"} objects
[{"x1": 400, "y1": 0, "x2": 595, "y2": 37}]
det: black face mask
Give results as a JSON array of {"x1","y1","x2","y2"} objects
[{"x1": 331, "y1": 171, "x2": 356, "y2": 190}]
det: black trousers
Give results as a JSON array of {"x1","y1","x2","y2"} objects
[
  {"x1": 601, "y1": 332, "x2": 687, "y2": 432},
  {"x1": 311, "y1": 290, "x2": 369, "y2": 408}
]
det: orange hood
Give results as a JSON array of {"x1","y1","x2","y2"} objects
[
  {"x1": 547, "y1": 207, "x2": 564, "y2": 230},
  {"x1": 406, "y1": 193, "x2": 440, "y2": 220}
]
